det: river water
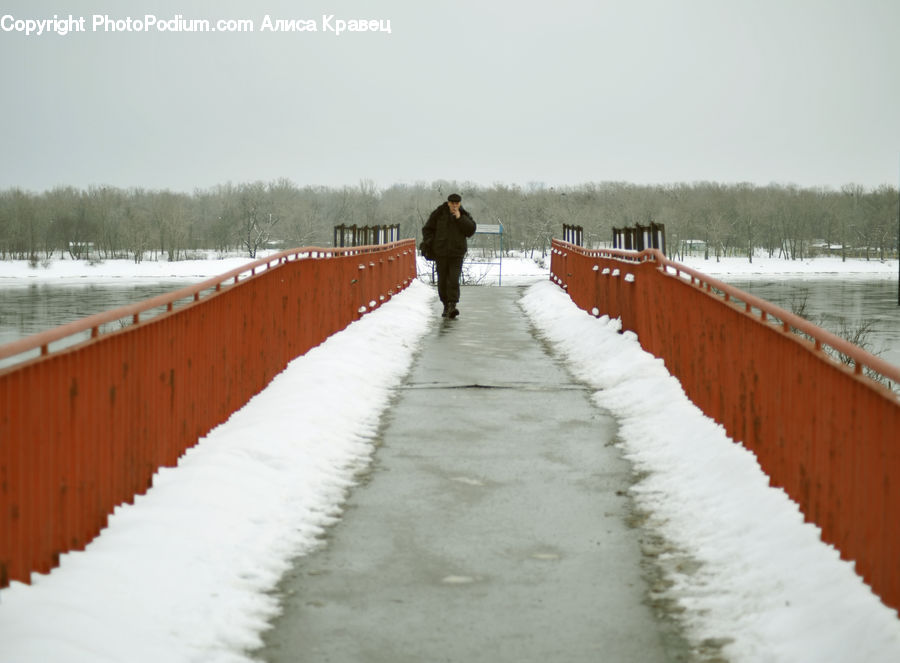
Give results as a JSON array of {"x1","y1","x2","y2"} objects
[
  {"x1": 1, "y1": 278, "x2": 898, "y2": 371},
  {"x1": 0, "y1": 281, "x2": 190, "y2": 369},
  {"x1": 727, "y1": 279, "x2": 900, "y2": 370}
]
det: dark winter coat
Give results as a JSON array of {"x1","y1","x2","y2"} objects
[{"x1": 422, "y1": 203, "x2": 477, "y2": 258}]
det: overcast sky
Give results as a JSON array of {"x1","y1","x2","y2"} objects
[{"x1": 2, "y1": 0, "x2": 899, "y2": 193}]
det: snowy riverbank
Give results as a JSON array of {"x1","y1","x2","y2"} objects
[
  {"x1": 677, "y1": 253, "x2": 899, "y2": 280},
  {"x1": 0, "y1": 251, "x2": 896, "y2": 284}
]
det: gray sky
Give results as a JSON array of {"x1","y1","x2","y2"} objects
[{"x1": 2, "y1": 0, "x2": 899, "y2": 192}]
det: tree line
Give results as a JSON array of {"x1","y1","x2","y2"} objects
[{"x1": 0, "y1": 178, "x2": 897, "y2": 263}]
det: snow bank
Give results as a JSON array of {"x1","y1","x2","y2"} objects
[
  {"x1": 677, "y1": 254, "x2": 898, "y2": 280},
  {"x1": 1, "y1": 252, "x2": 895, "y2": 286},
  {"x1": 0, "y1": 281, "x2": 436, "y2": 663},
  {"x1": 0, "y1": 253, "x2": 267, "y2": 283},
  {"x1": 520, "y1": 279, "x2": 900, "y2": 662}
]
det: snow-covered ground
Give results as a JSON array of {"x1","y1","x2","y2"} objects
[
  {"x1": 0, "y1": 252, "x2": 287, "y2": 284},
  {"x1": 1, "y1": 252, "x2": 899, "y2": 662},
  {"x1": 0, "y1": 250, "x2": 554, "y2": 286},
  {"x1": 0, "y1": 249, "x2": 895, "y2": 283},
  {"x1": 677, "y1": 252, "x2": 899, "y2": 280}
]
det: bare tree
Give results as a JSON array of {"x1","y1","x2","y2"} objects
[{"x1": 226, "y1": 182, "x2": 279, "y2": 258}]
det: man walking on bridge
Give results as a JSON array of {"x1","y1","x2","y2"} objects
[{"x1": 423, "y1": 193, "x2": 477, "y2": 318}]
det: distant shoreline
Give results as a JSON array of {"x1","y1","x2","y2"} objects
[{"x1": 0, "y1": 253, "x2": 896, "y2": 283}]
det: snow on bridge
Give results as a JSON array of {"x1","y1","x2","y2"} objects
[{"x1": 1, "y1": 251, "x2": 899, "y2": 662}]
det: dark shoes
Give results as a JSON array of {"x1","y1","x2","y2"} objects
[
  {"x1": 441, "y1": 302, "x2": 450, "y2": 317},
  {"x1": 441, "y1": 302, "x2": 460, "y2": 318}
]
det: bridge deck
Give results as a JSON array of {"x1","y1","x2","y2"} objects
[{"x1": 259, "y1": 286, "x2": 678, "y2": 662}]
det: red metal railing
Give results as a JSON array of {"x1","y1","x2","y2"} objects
[
  {"x1": 551, "y1": 239, "x2": 900, "y2": 612},
  {"x1": 0, "y1": 241, "x2": 417, "y2": 588}
]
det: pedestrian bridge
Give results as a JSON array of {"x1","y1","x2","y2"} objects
[{"x1": 1, "y1": 239, "x2": 899, "y2": 656}]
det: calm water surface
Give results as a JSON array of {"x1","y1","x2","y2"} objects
[
  {"x1": 727, "y1": 279, "x2": 900, "y2": 370},
  {"x1": 0, "y1": 281, "x2": 194, "y2": 369}
]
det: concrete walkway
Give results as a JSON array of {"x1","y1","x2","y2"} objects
[{"x1": 258, "y1": 286, "x2": 678, "y2": 662}]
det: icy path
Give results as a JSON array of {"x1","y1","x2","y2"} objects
[{"x1": 258, "y1": 286, "x2": 672, "y2": 662}]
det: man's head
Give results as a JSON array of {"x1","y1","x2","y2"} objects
[{"x1": 447, "y1": 193, "x2": 462, "y2": 214}]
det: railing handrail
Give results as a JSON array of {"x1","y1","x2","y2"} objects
[
  {"x1": 0, "y1": 240, "x2": 415, "y2": 363},
  {"x1": 552, "y1": 239, "x2": 900, "y2": 389}
]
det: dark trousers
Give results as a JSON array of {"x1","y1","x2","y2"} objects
[{"x1": 435, "y1": 256, "x2": 463, "y2": 303}]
